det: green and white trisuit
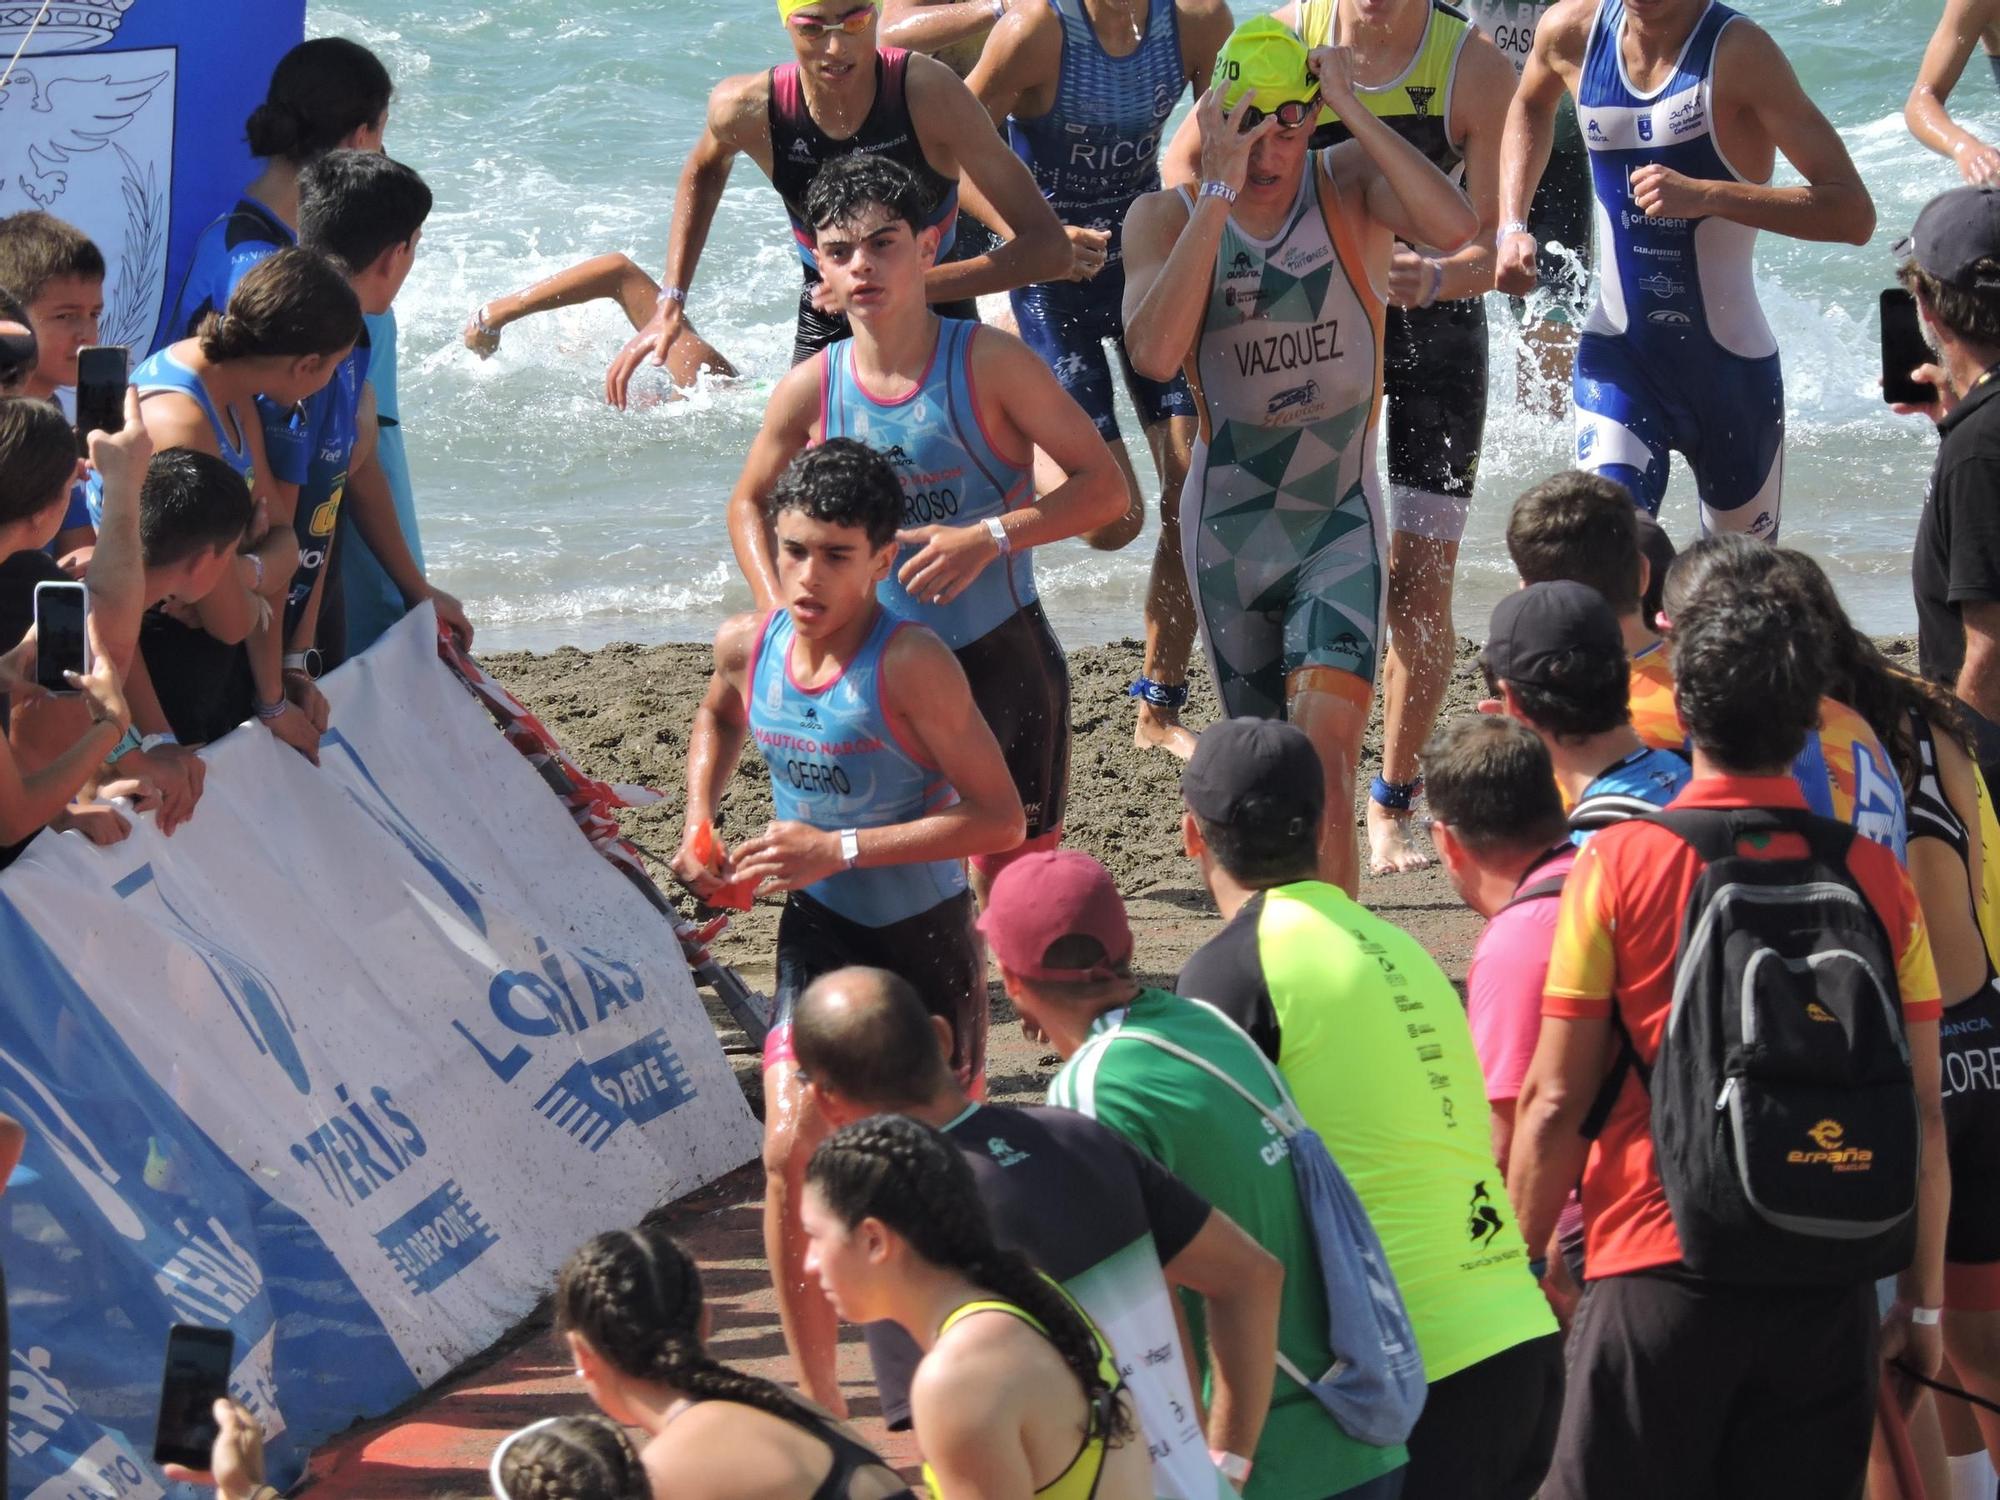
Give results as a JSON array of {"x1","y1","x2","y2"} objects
[{"x1": 1177, "y1": 153, "x2": 1387, "y2": 721}]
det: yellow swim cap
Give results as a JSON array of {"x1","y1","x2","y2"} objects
[
  {"x1": 778, "y1": 0, "x2": 879, "y2": 21},
  {"x1": 1213, "y1": 16, "x2": 1317, "y2": 113}
]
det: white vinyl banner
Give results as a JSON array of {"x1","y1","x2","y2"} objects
[{"x1": 0, "y1": 607, "x2": 758, "y2": 1392}]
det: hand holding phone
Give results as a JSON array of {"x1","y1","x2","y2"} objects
[
  {"x1": 1881, "y1": 289, "x2": 1938, "y2": 408},
  {"x1": 72, "y1": 344, "x2": 128, "y2": 458},
  {"x1": 153, "y1": 1324, "x2": 234, "y2": 1471},
  {"x1": 32, "y1": 581, "x2": 88, "y2": 696}
]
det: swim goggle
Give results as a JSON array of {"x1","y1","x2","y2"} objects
[
  {"x1": 780, "y1": 1, "x2": 879, "y2": 38},
  {"x1": 1235, "y1": 92, "x2": 1321, "y2": 131}
]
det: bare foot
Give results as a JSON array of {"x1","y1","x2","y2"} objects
[
  {"x1": 1366, "y1": 798, "x2": 1433, "y2": 875},
  {"x1": 463, "y1": 305, "x2": 500, "y2": 358},
  {"x1": 1134, "y1": 704, "x2": 1198, "y2": 759}
]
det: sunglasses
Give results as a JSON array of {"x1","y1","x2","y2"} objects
[
  {"x1": 789, "y1": 6, "x2": 875, "y2": 38},
  {"x1": 1237, "y1": 94, "x2": 1319, "y2": 131}
]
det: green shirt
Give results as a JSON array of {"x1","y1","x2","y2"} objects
[{"x1": 1050, "y1": 988, "x2": 1408, "y2": 1500}]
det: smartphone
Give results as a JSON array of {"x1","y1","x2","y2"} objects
[
  {"x1": 1881, "y1": 289, "x2": 1935, "y2": 406},
  {"x1": 73, "y1": 343, "x2": 128, "y2": 457},
  {"x1": 32, "y1": 580, "x2": 89, "y2": 695},
  {"x1": 153, "y1": 1323, "x2": 234, "y2": 1470}
]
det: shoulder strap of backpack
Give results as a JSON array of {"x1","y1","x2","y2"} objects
[
  {"x1": 1102, "y1": 1026, "x2": 1304, "y2": 1139},
  {"x1": 1643, "y1": 803, "x2": 1859, "y2": 871},
  {"x1": 1568, "y1": 792, "x2": 1665, "y2": 834},
  {"x1": 1500, "y1": 843, "x2": 1575, "y2": 914}
]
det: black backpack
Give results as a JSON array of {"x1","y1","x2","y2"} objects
[{"x1": 1584, "y1": 806, "x2": 1921, "y2": 1285}]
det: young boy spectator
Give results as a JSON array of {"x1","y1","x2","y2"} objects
[
  {"x1": 1421, "y1": 712, "x2": 1586, "y2": 1315},
  {"x1": 987, "y1": 849, "x2": 1410, "y2": 1500},
  {"x1": 791, "y1": 965, "x2": 1279, "y2": 1499},
  {"x1": 1506, "y1": 471, "x2": 1906, "y2": 852},
  {"x1": 1509, "y1": 569, "x2": 1950, "y2": 1498},
  {"x1": 1479, "y1": 580, "x2": 1689, "y2": 835},
  {"x1": 279, "y1": 149, "x2": 438, "y2": 688},
  {"x1": 0, "y1": 212, "x2": 106, "y2": 555},
  {"x1": 1175, "y1": 718, "x2": 1562, "y2": 1500}
]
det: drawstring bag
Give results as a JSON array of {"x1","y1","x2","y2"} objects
[{"x1": 1108, "y1": 1005, "x2": 1426, "y2": 1447}]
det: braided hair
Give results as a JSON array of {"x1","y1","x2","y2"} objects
[
  {"x1": 494, "y1": 1415, "x2": 648, "y2": 1500},
  {"x1": 555, "y1": 1224, "x2": 809, "y2": 1422},
  {"x1": 805, "y1": 1114, "x2": 1135, "y2": 1445}
]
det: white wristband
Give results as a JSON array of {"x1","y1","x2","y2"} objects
[
  {"x1": 839, "y1": 828, "x2": 861, "y2": 869},
  {"x1": 1499, "y1": 219, "x2": 1531, "y2": 240},
  {"x1": 658, "y1": 285, "x2": 687, "y2": 306},
  {"x1": 984, "y1": 516, "x2": 1011, "y2": 555},
  {"x1": 1200, "y1": 179, "x2": 1239, "y2": 205},
  {"x1": 1910, "y1": 1305, "x2": 1943, "y2": 1326},
  {"x1": 989, "y1": 0, "x2": 1006, "y2": 17}
]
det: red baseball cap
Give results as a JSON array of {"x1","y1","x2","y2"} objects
[{"x1": 978, "y1": 849, "x2": 1134, "y2": 982}]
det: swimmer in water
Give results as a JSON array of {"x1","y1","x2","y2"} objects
[{"x1": 463, "y1": 253, "x2": 738, "y2": 387}]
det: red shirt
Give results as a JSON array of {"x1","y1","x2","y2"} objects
[{"x1": 1543, "y1": 774, "x2": 1942, "y2": 1278}]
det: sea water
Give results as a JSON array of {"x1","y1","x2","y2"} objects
[{"x1": 309, "y1": 0, "x2": 1974, "y2": 652}]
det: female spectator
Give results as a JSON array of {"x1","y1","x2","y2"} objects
[
  {"x1": 802, "y1": 1114, "x2": 1149, "y2": 1500},
  {"x1": 122, "y1": 248, "x2": 359, "y2": 757},
  {"x1": 1779, "y1": 548, "x2": 2000, "y2": 1481},
  {"x1": 555, "y1": 1224, "x2": 912, "y2": 1500},
  {"x1": 491, "y1": 1416, "x2": 652, "y2": 1500},
  {"x1": 168, "y1": 36, "x2": 394, "y2": 338}
]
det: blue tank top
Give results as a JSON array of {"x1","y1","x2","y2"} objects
[
  {"x1": 1575, "y1": 0, "x2": 1775, "y2": 360},
  {"x1": 820, "y1": 319, "x2": 1033, "y2": 649},
  {"x1": 91, "y1": 347, "x2": 255, "y2": 527},
  {"x1": 166, "y1": 196, "x2": 294, "y2": 344},
  {"x1": 748, "y1": 607, "x2": 966, "y2": 926},
  {"x1": 1005, "y1": 0, "x2": 1184, "y2": 262}
]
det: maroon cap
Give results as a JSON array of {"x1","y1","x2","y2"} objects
[{"x1": 978, "y1": 849, "x2": 1134, "y2": 982}]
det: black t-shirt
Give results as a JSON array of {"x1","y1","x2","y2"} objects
[
  {"x1": 1915, "y1": 373, "x2": 2000, "y2": 776},
  {"x1": 1176, "y1": 892, "x2": 1283, "y2": 1062},
  {"x1": 863, "y1": 1101, "x2": 1211, "y2": 1427}
]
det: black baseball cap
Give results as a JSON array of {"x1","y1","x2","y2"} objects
[
  {"x1": 1181, "y1": 717, "x2": 1325, "y2": 826},
  {"x1": 1483, "y1": 580, "x2": 1624, "y2": 689},
  {"x1": 1898, "y1": 186, "x2": 2000, "y2": 291}
]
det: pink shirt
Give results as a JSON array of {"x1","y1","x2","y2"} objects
[{"x1": 1467, "y1": 849, "x2": 1579, "y2": 1104}]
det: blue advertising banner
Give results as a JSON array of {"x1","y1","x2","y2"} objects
[{"x1": 0, "y1": 0, "x2": 309, "y2": 354}]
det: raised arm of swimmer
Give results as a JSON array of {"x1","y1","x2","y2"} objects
[
  {"x1": 1908, "y1": 0, "x2": 2000, "y2": 184},
  {"x1": 1122, "y1": 86, "x2": 1278, "y2": 384},
  {"x1": 1311, "y1": 46, "x2": 1480, "y2": 256},
  {"x1": 606, "y1": 73, "x2": 759, "y2": 409}
]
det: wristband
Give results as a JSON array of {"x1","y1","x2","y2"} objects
[
  {"x1": 657, "y1": 286, "x2": 687, "y2": 307},
  {"x1": 984, "y1": 516, "x2": 1011, "y2": 556},
  {"x1": 1199, "y1": 179, "x2": 1239, "y2": 205},
  {"x1": 139, "y1": 731, "x2": 177, "y2": 753},
  {"x1": 106, "y1": 724, "x2": 143, "y2": 764},
  {"x1": 1527, "y1": 1256, "x2": 1549, "y2": 1280},
  {"x1": 1210, "y1": 1451, "x2": 1253, "y2": 1485},
  {"x1": 254, "y1": 697, "x2": 290, "y2": 722},
  {"x1": 246, "y1": 551, "x2": 264, "y2": 591},
  {"x1": 1910, "y1": 1305, "x2": 1943, "y2": 1326},
  {"x1": 990, "y1": 0, "x2": 1006, "y2": 17},
  {"x1": 1422, "y1": 257, "x2": 1445, "y2": 307},
  {"x1": 1500, "y1": 219, "x2": 1531, "y2": 239},
  {"x1": 839, "y1": 828, "x2": 861, "y2": 869}
]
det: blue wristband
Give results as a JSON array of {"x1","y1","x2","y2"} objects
[
  {"x1": 1528, "y1": 1256, "x2": 1550, "y2": 1281},
  {"x1": 104, "y1": 725, "x2": 142, "y2": 765}
]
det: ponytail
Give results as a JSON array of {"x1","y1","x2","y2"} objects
[
  {"x1": 245, "y1": 37, "x2": 393, "y2": 164},
  {"x1": 555, "y1": 1226, "x2": 811, "y2": 1423},
  {"x1": 197, "y1": 247, "x2": 360, "y2": 364},
  {"x1": 805, "y1": 1114, "x2": 1135, "y2": 1444}
]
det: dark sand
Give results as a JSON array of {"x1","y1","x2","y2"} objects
[{"x1": 487, "y1": 634, "x2": 1497, "y2": 1106}]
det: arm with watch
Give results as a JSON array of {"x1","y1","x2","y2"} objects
[
  {"x1": 728, "y1": 626, "x2": 1023, "y2": 894},
  {"x1": 893, "y1": 328, "x2": 1125, "y2": 607}
]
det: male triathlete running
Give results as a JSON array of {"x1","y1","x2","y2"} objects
[
  {"x1": 727, "y1": 154, "x2": 1124, "y2": 896},
  {"x1": 1271, "y1": 0, "x2": 1517, "y2": 876},
  {"x1": 1909, "y1": 0, "x2": 2000, "y2": 185},
  {"x1": 674, "y1": 438, "x2": 1024, "y2": 1416},
  {"x1": 1123, "y1": 17, "x2": 1476, "y2": 893},
  {"x1": 968, "y1": 0, "x2": 1234, "y2": 758},
  {"x1": 1495, "y1": 0, "x2": 1874, "y2": 541},
  {"x1": 604, "y1": 0, "x2": 1068, "y2": 403}
]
